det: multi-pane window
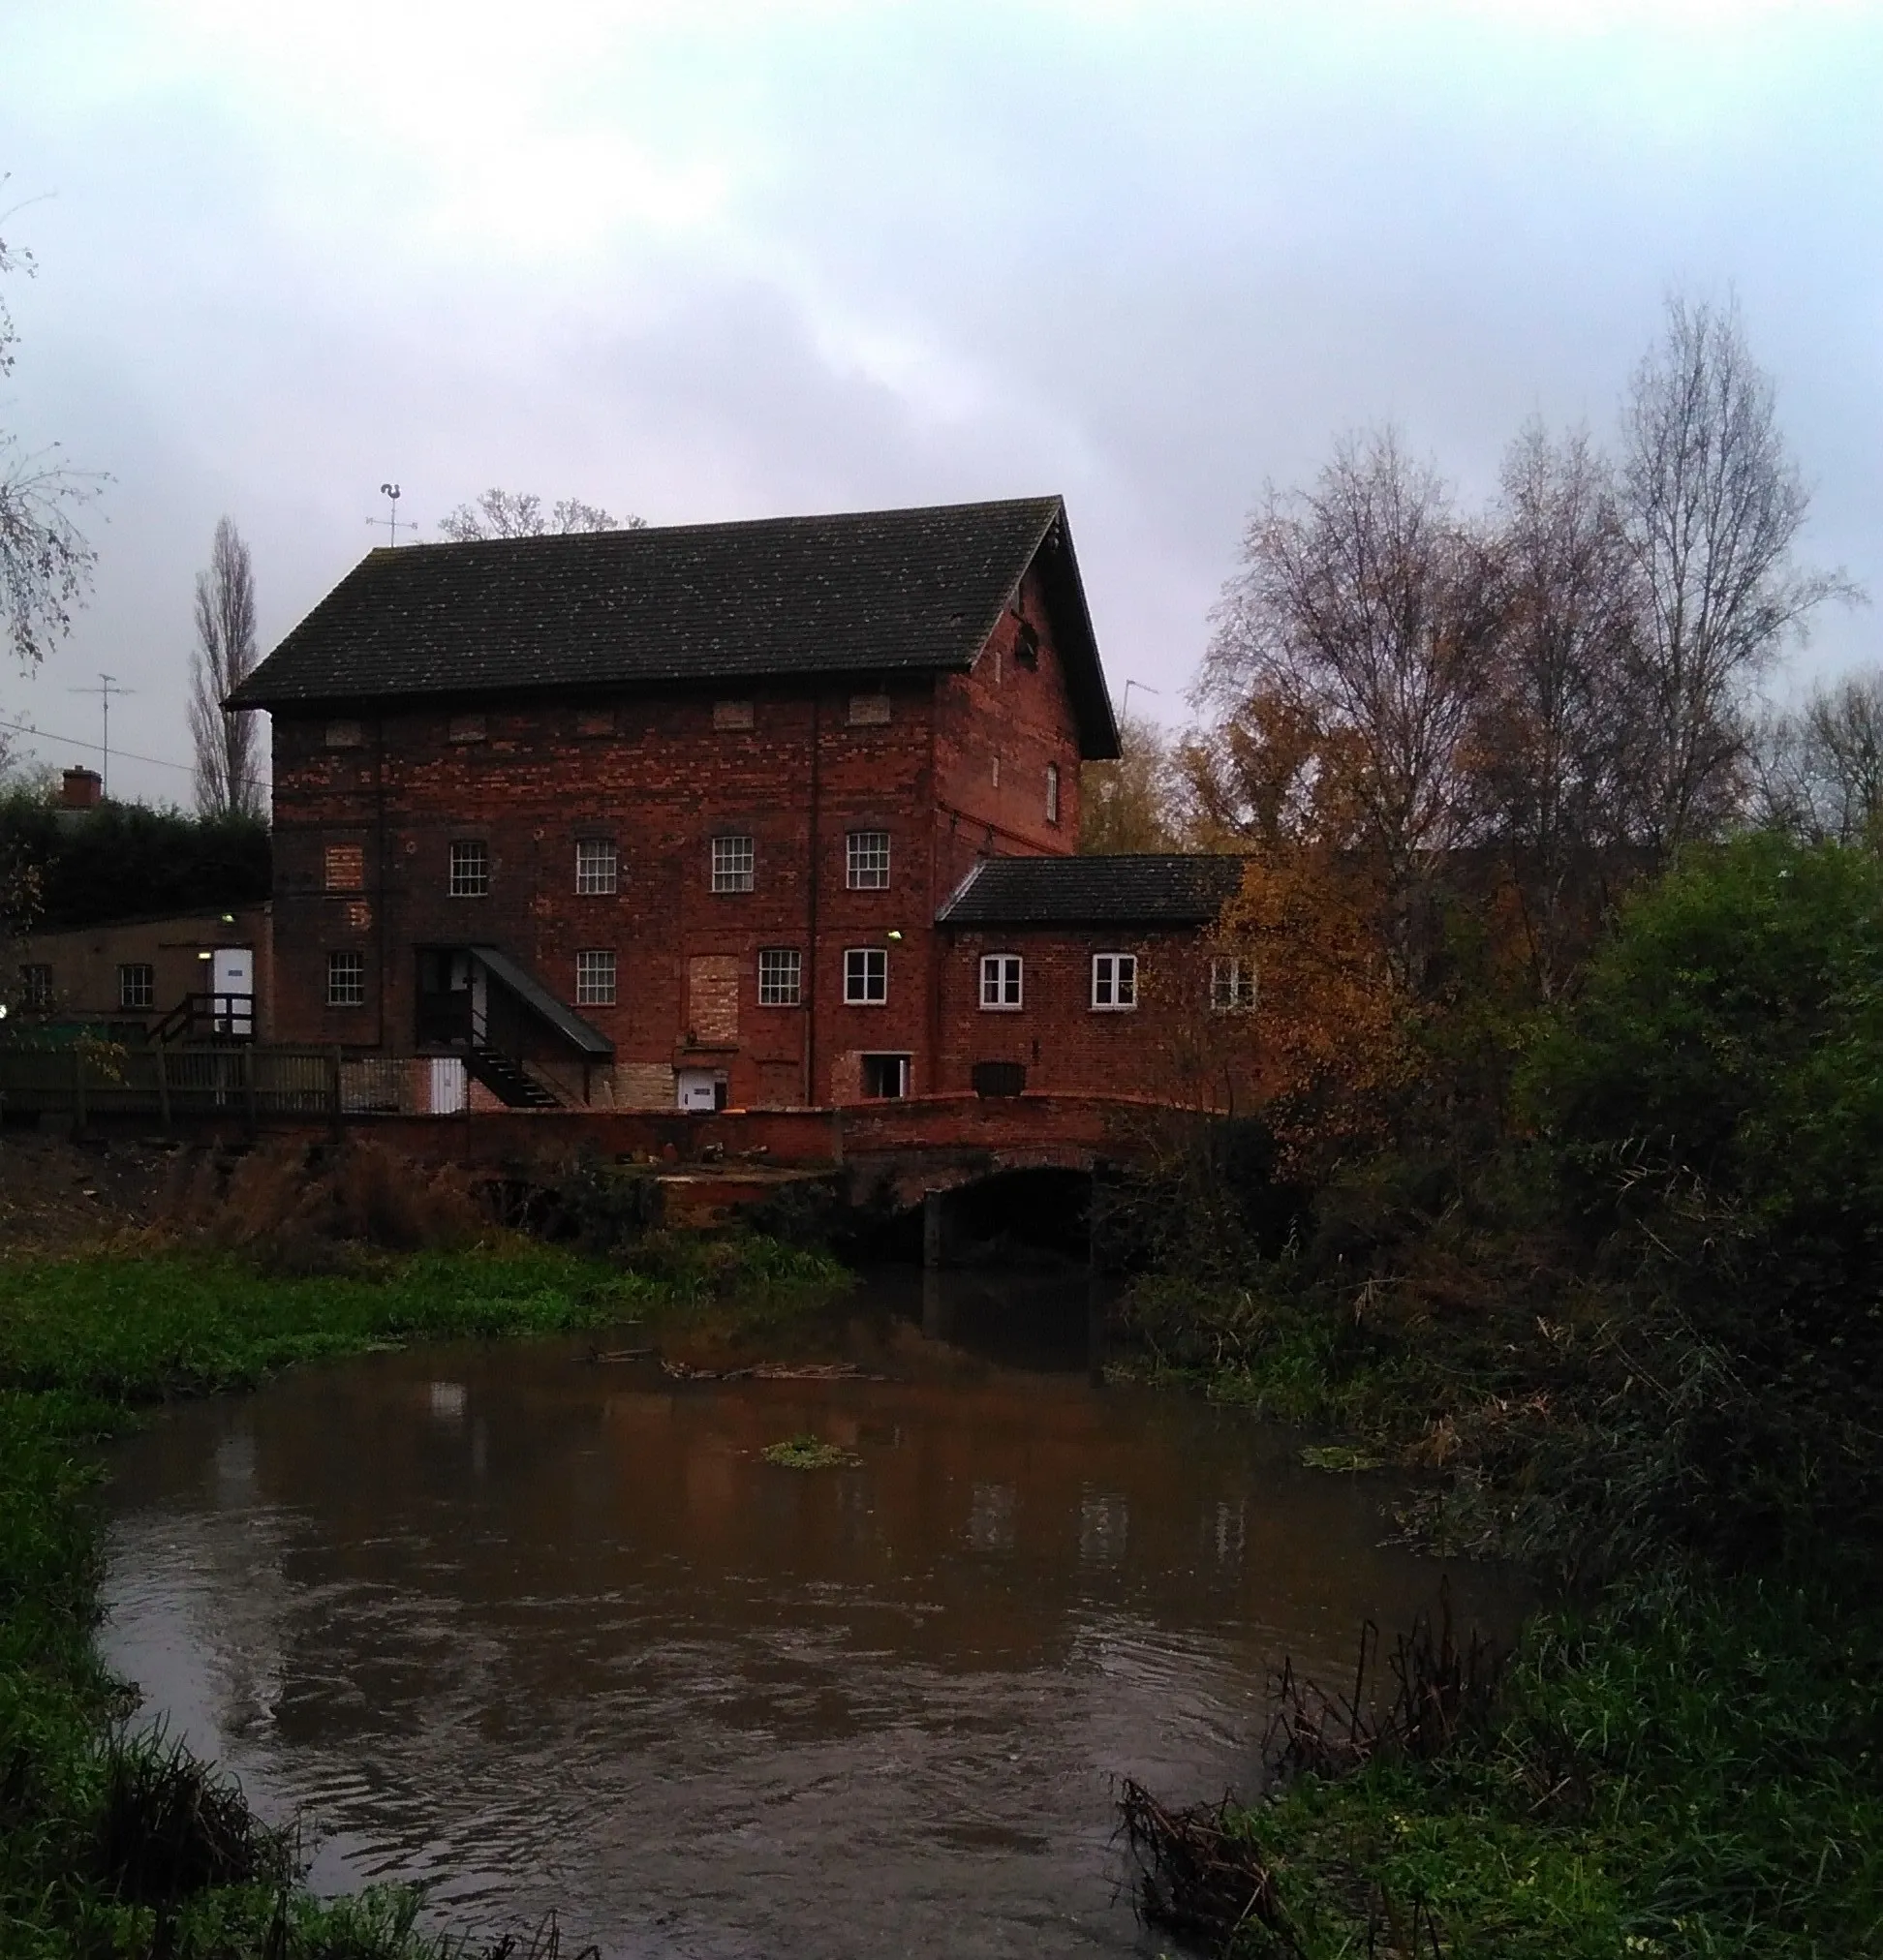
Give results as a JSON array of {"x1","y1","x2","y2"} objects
[
  {"x1": 980, "y1": 953, "x2": 1023, "y2": 1009},
  {"x1": 1091, "y1": 952, "x2": 1137, "y2": 1011},
  {"x1": 1045, "y1": 762, "x2": 1061, "y2": 825},
  {"x1": 325, "y1": 951, "x2": 365, "y2": 1008},
  {"x1": 756, "y1": 947, "x2": 803, "y2": 1006},
  {"x1": 324, "y1": 842, "x2": 365, "y2": 891},
  {"x1": 574, "y1": 950, "x2": 616, "y2": 1006},
  {"x1": 18, "y1": 964, "x2": 50, "y2": 1009},
  {"x1": 847, "y1": 830, "x2": 890, "y2": 889},
  {"x1": 1211, "y1": 959, "x2": 1257, "y2": 1011},
  {"x1": 118, "y1": 964, "x2": 154, "y2": 1011},
  {"x1": 711, "y1": 834, "x2": 755, "y2": 893},
  {"x1": 845, "y1": 947, "x2": 887, "y2": 1004},
  {"x1": 448, "y1": 840, "x2": 490, "y2": 898},
  {"x1": 575, "y1": 838, "x2": 618, "y2": 895}
]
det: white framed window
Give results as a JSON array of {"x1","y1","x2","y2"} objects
[
  {"x1": 1091, "y1": 952, "x2": 1137, "y2": 1011},
  {"x1": 448, "y1": 840, "x2": 489, "y2": 898},
  {"x1": 845, "y1": 946, "x2": 887, "y2": 1004},
  {"x1": 118, "y1": 964, "x2": 154, "y2": 1011},
  {"x1": 325, "y1": 952, "x2": 364, "y2": 1008},
  {"x1": 1211, "y1": 958, "x2": 1257, "y2": 1011},
  {"x1": 757, "y1": 947, "x2": 802, "y2": 1006},
  {"x1": 979, "y1": 953, "x2": 1023, "y2": 1010},
  {"x1": 847, "y1": 830, "x2": 890, "y2": 890},
  {"x1": 575, "y1": 949, "x2": 616, "y2": 1006},
  {"x1": 1045, "y1": 762, "x2": 1061, "y2": 825},
  {"x1": 711, "y1": 834, "x2": 755, "y2": 893},
  {"x1": 575, "y1": 838, "x2": 618, "y2": 895}
]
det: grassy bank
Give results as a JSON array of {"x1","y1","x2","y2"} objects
[
  {"x1": 1116, "y1": 837, "x2": 1883, "y2": 1956},
  {"x1": 0, "y1": 1231, "x2": 845, "y2": 1959}
]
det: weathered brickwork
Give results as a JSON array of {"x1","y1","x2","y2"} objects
[{"x1": 935, "y1": 926, "x2": 1257, "y2": 1109}]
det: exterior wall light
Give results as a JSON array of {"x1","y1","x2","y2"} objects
[{"x1": 885, "y1": 930, "x2": 904, "y2": 942}]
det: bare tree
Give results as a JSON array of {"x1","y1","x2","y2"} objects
[
  {"x1": 1620, "y1": 294, "x2": 1855, "y2": 851},
  {"x1": 189, "y1": 517, "x2": 262, "y2": 817},
  {"x1": 1477, "y1": 421, "x2": 1644, "y2": 994},
  {"x1": 436, "y1": 488, "x2": 646, "y2": 541},
  {"x1": 1201, "y1": 428, "x2": 1503, "y2": 974},
  {"x1": 1755, "y1": 669, "x2": 1883, "y2": 845},
  {"x1": 1, "y1": 206, "x2": 101, "y2": 672}
]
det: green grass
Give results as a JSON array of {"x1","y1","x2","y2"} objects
[
  {"x1": 0, "y1": 1234, "x2": 846, "y2": 1958},
  {"x1": 1230, "y1": 1579, "x2": 1883, "y2": 1958},
  {"x1": 758, "y1": 1433, "x2": 861, "y2": 1471}
]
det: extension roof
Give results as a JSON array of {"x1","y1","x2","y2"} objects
[
  {"x1": 231, "y1": 495, "x2": 1121, "y2": 758},
  {"x1": 936, "y1": 853, "x2": 1247, "y2": 929}
]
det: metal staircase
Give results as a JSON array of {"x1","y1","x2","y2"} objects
[{"x1": 462, "y1": 1046, "x2": 564, "y2": 1109}]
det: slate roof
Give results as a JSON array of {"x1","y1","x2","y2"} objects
[
  {"x1": 936, "y1": 854, "x2": 1247, "y2": 928},
  {"x1": 231, "y1": 495, "x2": 1121, "y2": 757}
]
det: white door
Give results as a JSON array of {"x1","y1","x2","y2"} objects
[
  {"x1": 676, "y1": 1068, "x2": 719, "y2": 1112},
  {"x1": 211, "y1": 946, "x2": 254, "y2": 1037}
]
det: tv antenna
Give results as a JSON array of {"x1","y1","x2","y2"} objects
[
  {"x1": 369, "y1": 482, "x2": 413, "y2": 546},
  {"x1": 67, "y1": 672, "x2": 137, "y2": 798},
  {"x1": 1120, "y1": 679, "x2": 1162, "y2": 719}
]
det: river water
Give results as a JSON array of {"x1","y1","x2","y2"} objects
[{"x1": 100, "y1": 1270, "x2": 1521, "y2": 1958}]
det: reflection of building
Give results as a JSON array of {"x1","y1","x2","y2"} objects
[{"x1": 232, "y1": 498, "x2": 1251, "y2": 1113}]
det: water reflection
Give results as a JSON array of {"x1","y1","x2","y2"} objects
[{"x1": 101, "y1": 1270, "x2": 1523, "y2": 1959}]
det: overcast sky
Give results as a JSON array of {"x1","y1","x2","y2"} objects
[{"x1": 2, "y1": 0, "x2": 1878, "y2": 806}]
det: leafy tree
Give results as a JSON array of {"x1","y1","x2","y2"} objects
[
  {"x1": 1078, "y1": 710, "x2": 1184, "y2": 851},
  {"x1": 188, "y1": 516, "x2": 262, "y2": 818},
  {"x1": 436, "y1": 488, "x2": 646, "y2": 541}
]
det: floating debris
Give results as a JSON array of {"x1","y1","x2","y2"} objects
[{"x1": 759, "y1": 1434, "x2": 862, "y2": 1470}]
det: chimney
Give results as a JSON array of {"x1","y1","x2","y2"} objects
[{"x1": 61, "y1": 767, "x2": 103, "y2": 811}]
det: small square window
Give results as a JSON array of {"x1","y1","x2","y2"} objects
[
  {"x1": 448, "y1": 712, "x2": 487, "y2": 744},
  {"x1": 846, "y1": 830, "x2": 890, "y2": 890},
  {"x1": 17, "y1": 964, "x2": 50, "y2": 1010},
  {"x1": 1045, "y1": 762, "x2": 1061, "y2": 826},
  {"x1": 845, "y1": 947, "x2": 887, "y2": 1004},
  {"x1": 1211, "y1": 959, "x2": 1257, "y2": 1011},
  {"x1": 575, "y1": 949, "x2": 616, "y2": 1006},
  {"x1": 324, "y1": 719, "x2": 364, "y2": 750},
  {"x1": 324, "y1": 842, "x2": 365, "y2": 891},
  {"x1": 711, "y1": 834, "x2": 755, "y2": 893},
  {"x1": 1091, "y1": 952, "x2": 1137, "y2": 1011},
  {"x1": 576, "y1": 707, "x2": 616, "y2": 738},
  {"x1": 448, "y1": 840, "x2": 490, "y2": 898},
  {"x1": 980, "y1": 953, "x2": 1023, "y2": 1010},
  {"x1": 861, "y1": 1054, "x2": 910, "y2": 1098},
  {"x1": 847, "y1": 693, "x2": 891, "y2": 727},
  {"x1": 118, "y1": 964, "x2": 154, "y2": 1011},
  {"x1": 758, "y1": 947, "x2": 802, "y2": 1006},
  {"x1": 326, "y1": 951, "x2": 365, "y2": 1008},
  {"x1": 713, "y1": 699, "x2": 755, "y2": 731},
  {"x1": 575, "y1": 838, "x2": 618, "y2": 895}
]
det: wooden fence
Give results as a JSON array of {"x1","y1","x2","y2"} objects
[{"x1": 0, "y1": 1045, "x2": 342, "y2": 1126}]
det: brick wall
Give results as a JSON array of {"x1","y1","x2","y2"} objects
[{"x1": 937, "y1": 924, "x2": 1257, "y2": 1110}]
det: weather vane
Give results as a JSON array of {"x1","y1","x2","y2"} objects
[{"x1": 369, "y1": 482, "x2": 412, "y2": 546}]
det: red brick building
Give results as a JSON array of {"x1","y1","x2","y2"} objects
[{"x1": 233, "y1": 497, "x2": 1249, "y2": 1112}]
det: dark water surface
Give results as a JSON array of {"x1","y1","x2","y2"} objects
[{"x1": 101, "y1": 1271, "x2": 1522, "y2": 1958}]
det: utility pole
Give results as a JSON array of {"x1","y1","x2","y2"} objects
[{"x1": 66, "y1": 673, "x2": 136, "y2": 797}]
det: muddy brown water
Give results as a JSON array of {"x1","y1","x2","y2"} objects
[{"x1": 101, "y1": 1270, "x2": 1524, "y2": 1958}]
